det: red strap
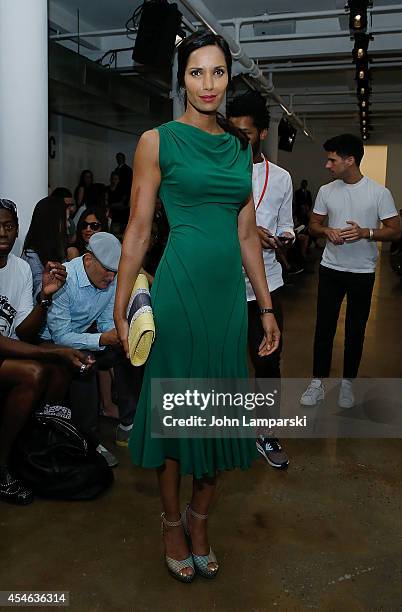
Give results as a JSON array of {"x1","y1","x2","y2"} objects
[{"x1": 255, "y1": 159, "x2": 269, "y2": 211}]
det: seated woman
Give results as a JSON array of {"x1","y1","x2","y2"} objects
[
  {"x1": 22, "y1": 196, "x2": 68, "y2": 299},
  {"x1": 67, "y1": 207, "x2": 108, "y2": 261},
  {"x1": 73, "y1": 169, "x2": 97, "y2": 225},
  {"x1": 52, "y1": 187, "x2": 77, "y2": 245}
]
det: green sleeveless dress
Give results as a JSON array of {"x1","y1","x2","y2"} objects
[{"x1": 129, "y1": 120, "x2": 258, "y2": 478}]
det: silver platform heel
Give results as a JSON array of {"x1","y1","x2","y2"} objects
[
  {"x1": 161, "y1": 512, "x2": 195, "y2": 583},
  {"x1": 182, "y1": 504, "x2": 219, "y2": 579}
]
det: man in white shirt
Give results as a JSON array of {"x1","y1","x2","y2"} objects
[
  {"x1": 0, "y1": 199, "x2": 89, "y2": 505},
  {"x1": 228, "y1": 92, "x2": 294, "y2": 469},
  {"x1": 301, "y1": 134, "x2": 400, "y2": 408}
]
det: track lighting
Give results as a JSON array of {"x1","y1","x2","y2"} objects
[
  {"x1": 349, "y1": 6, "x2": 373, "y2": 137},
  {"x1": 348, "y1": 1, "x2": 369, "y2": 32},
  {"x1": 353, "y1": 33, "x2": 370, "y2": 62}
]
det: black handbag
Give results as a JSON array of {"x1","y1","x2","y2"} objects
[{"x1": 11, "y1": 414, "x2": 114, "y2": 500}]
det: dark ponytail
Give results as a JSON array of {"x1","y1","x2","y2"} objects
[{"x1": 177, "y1": 30, "x2": 249, "y2": 150}]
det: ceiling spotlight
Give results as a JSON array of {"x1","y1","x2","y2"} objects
[
  {"x1": 363, "y1": 134, "x2": 368, "y2": 140},
  {"x1": 361, "y1": 100, "x2": 367, "y2": 107},
  {"x1": 353, "y1": 33, "x2": 371, "y2": 62},
  {"x1": 362, "y1": 119, "x2": 367, "y2": 125},
  {"x1": 348, "y1": 1, "x2": 368, "y2": 32},
  {"x1": 357, "y1": 85, "x2": 370, "y2": 100}
]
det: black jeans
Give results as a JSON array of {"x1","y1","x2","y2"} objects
[
  {"x1": 248, "y1": 290, "x2": 284, "y2": 426},
  {"x1": 313, "y1": 265, "x2": 375, "y2": 379},
  {"x1": 69, "y1": 347, "x2": 143, "y2": 436},
  {"x1": 247, "y1": 288, "x2": 284, "y2": 379}
]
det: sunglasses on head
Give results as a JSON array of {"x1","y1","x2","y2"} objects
[{"x1": 82, "y1": 221, "x2": 101, "y2": 231}]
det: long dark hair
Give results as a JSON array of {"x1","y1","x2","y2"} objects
[
  {"x1": 177, "y1": 30, "x2": 249, "y2": 150},
  {"x1": 74, "y1": 206, "x2": 108, "y2": 255},
  {"x1": 23, "y1": 197, "x2": 67, "y2": 265},
  {"x1": 77, "y1": 169, "x2": 94, "y2": 187},
  {"x1": 74, "y1": 169, "x2": 94, "y2": 205}
]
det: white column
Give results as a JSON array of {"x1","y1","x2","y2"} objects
[
  {"x1": 262, "y1": 110, "x2": 282, "y2": 164},
  {"x1": 0, "y1": 0, "x2": 48, "y2": 253}
]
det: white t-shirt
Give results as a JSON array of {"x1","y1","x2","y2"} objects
[
  {"x1": 245, "y1": 157, "x2": 294, "y2": 299},
  {"x1": 0, "y1": 254, "x2": 33, "y2": 338},
  {"x1": 314, "y1": 176, "x2": 397, "y2": 273}
]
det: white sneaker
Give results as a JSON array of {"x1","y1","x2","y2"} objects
[
  {"x1": 96, "y1": 444, "x2": 118, "y2": 467},
  {"x1": 300, "y1": 379, "x2": 325, "y2": 406},
  {"x1": 338, "y1": 379, "x2": 355, "y2": 408}
]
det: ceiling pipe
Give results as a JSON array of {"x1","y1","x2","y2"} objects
[
  {"x1": 262, "y1": 57, "x2": 402, "y2": 69},
  {"x1": 240, "y1": 26, "x2": 402, "y2": 44},
  {"x1": 50, "y1": 4, "x2": 402, "y2": 41},
  {"x1": 50, "y1": 15, "x2": 198, "y2": 40},
  {"x1": 195, "y1": 4, "x2": 402, "y2": 26},
  {"x1": 177, "y1": 0, "x2": 312, "y2": 138},
  {"x1": 260, "y1": 61, "x2": 402, "y2": 73}
]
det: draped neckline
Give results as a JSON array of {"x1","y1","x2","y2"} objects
[{"x1": 172, "y1": 120, "x2": 228, "y2": 138}]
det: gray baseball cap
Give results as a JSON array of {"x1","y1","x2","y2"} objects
[{"x1": 87, "y1": 232, "x2": 121, "y2": 272}]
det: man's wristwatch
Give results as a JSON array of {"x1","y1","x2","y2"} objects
[
  {"x1": 36, "y1": 293, "x2": 52, "y2": 309},
  {"x1": 368, "y1": 228, "x2": 374, "y2": 241},
  {"x1": 260, "y1": 308, "x2": 274, "y2": 315}
]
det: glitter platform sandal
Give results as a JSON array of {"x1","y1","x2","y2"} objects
[
  {"x1": 182, "y1": 504, "x2": 219, "y2": 579},
  {"x1": 161, "y1": 512, "x2": 195, "y2": 583}
]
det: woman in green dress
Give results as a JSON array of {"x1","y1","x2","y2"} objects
[{"x1": 114, "y1": 31, "x2": 280, "y2": 583}]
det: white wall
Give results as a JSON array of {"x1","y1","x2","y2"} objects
[
  {"x1": 360, "y1": 145, "x2": 388, "y2": 186},
  {"x1": 385, "y1": 142, "x2": 402, "y2": 212},
  {"x1": 278, "y1": 137, "x2": 328, "y2": 199},
  {"x1": 48, "y1": 114, "x2": 140, "y2": 194}
]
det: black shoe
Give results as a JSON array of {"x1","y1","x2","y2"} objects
[
  {"x1": 256, "y1": 438, "x2": 289, "y2": 470},
  {"x1": 0, "y1": 468, "x2": 33, "y2": 505}
]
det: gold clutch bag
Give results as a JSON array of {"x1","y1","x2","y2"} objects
[{"x1": 127, "y1": 273, "x2": 155, "y2": 366}]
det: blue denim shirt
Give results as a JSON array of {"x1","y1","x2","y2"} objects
[{"x1": 42, "y1": 256, "x2": 115, "y2": 351}]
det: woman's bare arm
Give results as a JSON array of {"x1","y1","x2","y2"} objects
[{"x1": 114, "y1": 130, "x2": 161, "y2": 356}]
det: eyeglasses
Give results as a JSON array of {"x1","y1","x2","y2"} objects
[{"x1": 82, "y1": 222, "x2": 101, "y2": 231}]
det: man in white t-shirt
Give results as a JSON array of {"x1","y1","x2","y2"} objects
[
  {"x1": 300, "y1": 134, "x2": 400, "y2": 408},
  {"x1": 0, "y1": 199, "x2": 89, "y2": 505},
  {"x1": 228, "y1": 92, "x2": 294, "y2": 470}
]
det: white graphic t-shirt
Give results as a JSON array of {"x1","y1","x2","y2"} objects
[{"x1": 0, "y1": 254, "x2": 33, "y2": 338}]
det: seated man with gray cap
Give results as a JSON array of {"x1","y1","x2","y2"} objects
[{"x1": 42, "y1": 232, "x2": 142, "y2": 467}]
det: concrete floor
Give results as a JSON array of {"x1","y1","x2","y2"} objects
[{"x1": 2, "y1": 251, "x2": 402, "y2": 612}]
